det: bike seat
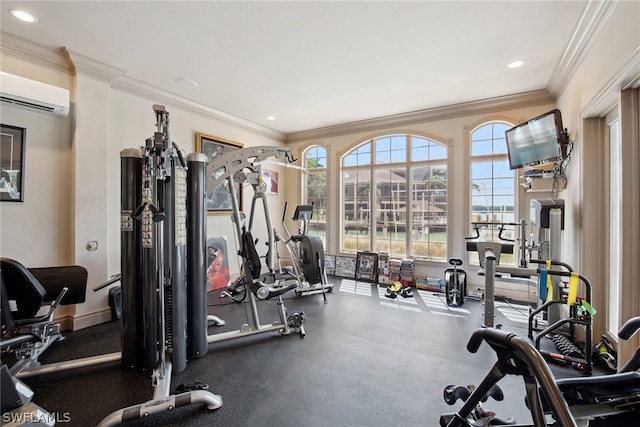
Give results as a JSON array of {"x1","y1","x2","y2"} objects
[{"x1": 448, "y1": 258, "x2": 463, "y2": 267}]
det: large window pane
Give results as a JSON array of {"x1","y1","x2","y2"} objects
[
  {"x1": 374, "y1": 167, "x2": 407, "y2": 257},
  {"x1": 375, "y1": 136, "x2": 406, "y2": 164},
  {"x1": 343, "y1": 142, "x2": 372, "y2": 167},
  {"x1": 305, "y1": 146, "x2": 326, "y2": 169},
  {"x1": 305, "y1": 171, "x2": 327, "y2": 246},
  {"x1": 342, "y1": 169, "x2": 371, "y2": 252},
  {"x1": 410, "y1": 165, "x2": 447, "y2": 259},
  {"x1": 304, "y1": 146, "x2": 327, "y2": 246},
  {"x1": 470, "y1": 123, "x2": 516, "y2": 266}
]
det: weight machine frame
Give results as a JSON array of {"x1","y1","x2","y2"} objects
[{"x1": 204, "y1": 145, "x2": 307, "y2": 343}]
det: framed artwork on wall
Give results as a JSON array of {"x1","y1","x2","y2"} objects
[
  {"x1": 196, "y1": 132, "x2": 243, "y2": 214},
  {"x1": 0, "y1": 124, "x2": 25, "y2": 202}
]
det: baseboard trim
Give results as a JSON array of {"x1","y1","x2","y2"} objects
[{"x1": 56, "y1": 308, "x2": 113, "y2": 331}]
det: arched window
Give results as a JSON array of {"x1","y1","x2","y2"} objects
[
  {"x1": 469, "y1": 122, "x2": 517, "y2": 265},
  {"x1": 340, "y1": 135, "x2": 448, "y2": 259},
  {"x1": 302, "y1": 146, "x2": 328, "y2": 247}
]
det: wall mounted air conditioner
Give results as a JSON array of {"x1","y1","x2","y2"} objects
[{"x1": 0, "y1": 72, "x2": 70, "y2": 116}]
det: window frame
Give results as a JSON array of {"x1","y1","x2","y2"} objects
[
  {"x1": 302, "y1": 145, "x2": 329, "y2": 248},
  {"x1": 468, "y1": 121, "x2": 518, "y2": 267},
  {"x1": 339, "y1": 134, "x2": 449, "y2": 260}
]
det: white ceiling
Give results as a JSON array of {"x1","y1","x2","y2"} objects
[{"x1": 0, "y1": 1, "x2": 589, "y2": 135}]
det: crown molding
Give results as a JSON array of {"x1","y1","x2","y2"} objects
[
  {"x1": 0, "y1": 31, "x2": 70, "y2": 73},
  {"x1": 286, "y1": 90, "x2": 553, "y2": 143},
  {"x1": 110, "y1": 75, "x2": 285, "y2": 141},
  {"x1": 582, "y1": 47, "x2": 640, "y2": 118},
  {"x1": 61, "y1": 48, "x2": 126, "y2": 82},
  {"x1": 547, "y1": 0, "x2": 618, "y2": 98}
]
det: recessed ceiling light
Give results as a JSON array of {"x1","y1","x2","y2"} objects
[
  {"x1": 507, "y1": 60, "x2": 525, "y2": 69},
  {"x1": 266, "y1": 116, "x2": 275, "y2": 121},
  {"x1": 9, "y1": 9, "x2": 38, "y2": 23},
  {"x1": 174, "y1": 77, "x2": 198, "y2": 89}
]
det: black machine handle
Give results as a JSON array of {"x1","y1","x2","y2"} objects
[
  {"x1": 528, "y1": 259, "x2": 574, "y2": 272},
  {"x1": 618, "y1": 316, "x2": 640, "y2": 340},
  {"x1": 93, "y1": 274, "x2": 122, "y2": 292},
  {"x1": 618, "y1": 316, "x2": 640, "y2": 373},
  {"x1": 466, "y1": 328, "x2": 577, "y2": 427},
  {"x1": 466, "y1": 222, "x2": 520, "y2": 241},
  {"x1": 172, "y1": 141, "x2": 187, "y2": 168}
]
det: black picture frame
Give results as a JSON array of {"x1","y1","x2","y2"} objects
[
  {"x1": 196, "y1": 132, "x2": 243, "y2": 214},
  {"x1": 0, "y1": 124, "x2": 25, "y2": 202},
  {"x1": 355, "y1": 251, "x2": 378, "y2": 283}
]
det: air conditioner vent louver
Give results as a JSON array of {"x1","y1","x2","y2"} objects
[
  {"x1": 1, "y1": 96, "x2": 56, "y2": 113},
  {"x1": 0, "y1": 72, "x2": 69, "y2": 116}
]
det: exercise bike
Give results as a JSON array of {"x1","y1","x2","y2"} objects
[{"x1": 445, "y1": 257, "x2": 466, "y2": 307}]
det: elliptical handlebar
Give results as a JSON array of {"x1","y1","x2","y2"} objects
[{"x1": 282, "y1": 201, "x2": 288, "y2": 224}]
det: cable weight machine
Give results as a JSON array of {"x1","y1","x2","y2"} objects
[{"x1": 100, "y1": 105, "x2": 222, "y2": 426}]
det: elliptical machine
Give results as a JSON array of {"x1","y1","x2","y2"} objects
[{"x1": 274, "y1": 202, "x2": 333, "y2": 300}]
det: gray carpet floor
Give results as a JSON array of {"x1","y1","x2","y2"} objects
[{"x1": 10, "y1": 279, "x2": 596, "y2": 426}]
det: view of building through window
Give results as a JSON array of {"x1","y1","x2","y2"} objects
[
  {"x1": 303, "y1": 127, "x2": 516, "y2": 264},
  {"x1": 339, "y1": 135, "x2": 448, "y2": 259}
]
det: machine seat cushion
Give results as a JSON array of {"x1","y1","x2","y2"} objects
[
  {"x1": 28, "y1": 266, "x2": 87, "y2": 305},
  {"x1": 557, "y1": 371, "x2": 640, "y2": 406},
  {"x1": 1, "y1": 258, "x2": 87, "y2": 323}
]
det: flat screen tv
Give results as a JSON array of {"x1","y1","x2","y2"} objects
[{"x1": 505, "y1": 109, "x2": 568, "y2": 170}]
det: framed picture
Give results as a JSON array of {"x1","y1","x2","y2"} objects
[
  {"x1": 356, "y1": 252, "x2": 378, "y2": 283},
  {"x1": 0, "y1": 124, "x2": 25, "y2": 202},
  {"x1": 261, "y1": 170, "x2": 278, "y2": 195},
  {"x1": 334, "y1": 256, "x2": 357, "y2": 278},
  {"x1": 196, "y1": 132, "x2": 243, "y2": 214},
  {"x1": 206, "y1": 236, "x2": 231, "y2": 292}
]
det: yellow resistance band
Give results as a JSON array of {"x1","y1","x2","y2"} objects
[
  {"x1": 567, "y1": 272, "x2": 579, "y2": 305},
  {"x1": 545, "y1": 260, "x2": 553, "y2": 302}
]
